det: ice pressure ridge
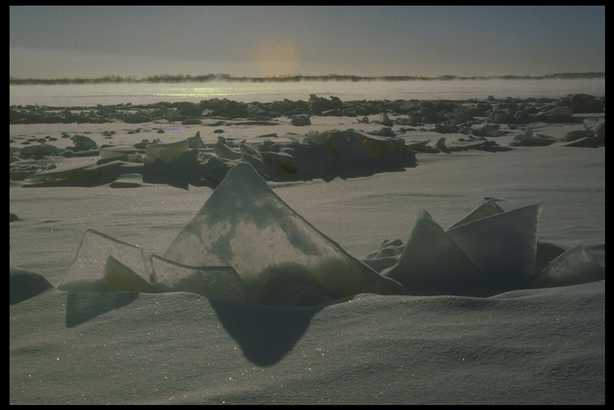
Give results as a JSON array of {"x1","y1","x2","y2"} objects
[{"x1": 56, "y1": 163, "x2": 605, "y2": 305}]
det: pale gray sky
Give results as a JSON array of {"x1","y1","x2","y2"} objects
[{"x1": 9, "y1": 6, "x2": 605, "y2": 78}]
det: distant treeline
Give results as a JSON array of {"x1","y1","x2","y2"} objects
[{"x1": 10, "y1": 72, "x2": 605, "y2": 85}]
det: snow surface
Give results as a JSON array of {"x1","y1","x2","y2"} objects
[
  {"x1": 10, "y1": 128, "x2": 604, "y2": 404},
  {"x1": 10, "y1": 282, "x2": 604, "y2": 404}
]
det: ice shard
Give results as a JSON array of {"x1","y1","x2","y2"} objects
[
  {"x1": 447, "y1": 199, "x2": 505, "y2": 230},
  {"x1": 382, "y1": 210, "x2": 485, "y2": 296},
  {"x1": 110, "y1": 173, "x2": 146, "y2": 188},
  {"x1": 532, "y1": 243, "x2": 605, "y2": 288},
  {"x1": 150, "y1": 254, "x2": 246, "y2": 303},
  {"x1": 164, "y1": 163, "x2": 403, "y2": 303},
  {"x1": 59, "y1": 229, "x2": 152, "y2": 292},
  {"x1": 145, "y1": 139, "x2": 190, "y2": 165},
  {"x1": 447, "y1": 204, "x2": 541, "y2": 289},
  {"x1": 104, "y1": 255, "x2": 155, "y2": 292}
]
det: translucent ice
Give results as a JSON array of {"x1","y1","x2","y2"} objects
[
  {"x1": 447, "y1": 199, "x2": 504, "y2": 230},
  {"x1": 145, "y1": 139, "x2": 189, "y2": 165},
  {"x1": 447, "y1": 204, "x2": 541, "y2": 287},
  {"x1": 164, "y1": 163, "x2": 403, "y2": 303},
  {"x1": 150, "y1": 254, "x2": 246, "y2": 303},
  {"x1": 532, "y1": 243, "x2": 605, "y2": 288},
  {"x1": 58, "y1": 229, "x2": 151, "y2": 292},
  {"x1": 382, "y1": 210, "x2": 484, "y2": 296}
]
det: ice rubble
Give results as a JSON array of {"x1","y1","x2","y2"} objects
[
  {"x1": 446, "y1": 204, "x2": 541, "y2": 287},
  {"x1": 381, "y1": 210, "x2": 485, "y2": 296},
  {"x1": 51, "y1": 166, "x2": 604, "y2": 306},
  {"x1": 533, "y1": 243, "x2": 605, "y2": 288}
]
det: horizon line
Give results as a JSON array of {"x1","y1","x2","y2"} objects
[{"x1": 10, "y1": 72, "x2": 605, "y2": 85}]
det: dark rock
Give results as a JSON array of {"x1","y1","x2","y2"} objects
[
  {"x1": 20, "y1": 144, "x2": 62, "y2": 159},
  {"x1": 188, "y1": 131, "x2": 205, "y2": 149},
  {"x1": 477, "y1": 141, "x2": 514, "y2": 152},
  {"x1": 69, "y1": 149, "x2": 100, "y2": 158},
  {"x1": 394, "y1": 115, "x2": 417, "y2": 126},
  {"x1": 110, "y1": 173, "x2": 145, "y2": 188},
  {"x1": 182, "y1": 119, "x2": 202, "y2": 125},
  {"x1": 301, "y1": 129, "x2": 417, "y2": 180},
  {"x1": 10, "y1": 158, "x2": 57, "y2": 180},
  {"x1": 191, "y1": 154, "x2": 237, "y2": 188},
  {"x1": 534, "y1": 106, "x2": 575, "y2": 123},
  {"x1": 322, "y1": 108, "x2": 343, "y2": 116},
  {"x1": 489, "y1": 110, "x2": 513, "y2": 124},
  {"x1": 565, "y1": 136, "x2": 604, "y2": 148},
  {"x1": 435, "y1": 137, "x2": 450, "y2": 154},
  {"x1": 10, "y1": 213, "x2": 19, "y2": 223},
  {"x1": 510, "y1": 130, "x2": 557, "y2": 147},
  {"x1": 380, "y1": 113, "x2": 393, "y2": 127},
  {"x1": 261, "y1": 151, "x2": 299, "y2": 180},
  {"x1": 134, "y1": 139, "x2": 150, "y2": 149},
  {"x1": 405, "y1": 140, "x2": 439, "y2": 153},
  {"x1": 564, "y1": 129, "x2": 594, "y2": 142},
  {"x1": 595, "y1": 121, "x2": 604, "y2": 140},
  {"x1": 434, "y1": 123, "x2": 459, "y2": 134},
  {"x1": 143, "y1": 147, "x2": 197, "y2": 190},
  {"x1": 246, "y1": 103, "x2": 272, "y2": 120},
  {"x1": 71, "y1": 134, "x2": 97, "y2": 151},
  {"x1": 176, "y1": 102, "x2": 204, "y2": 118},
  {"x1": 214, "y1": 137, "x2": 242, "y2": 160},
  {"x1": 23, "y1": 160, "x2": 140, "y2": 188},
  {"x1": 512, "y1": 110, "x2": 530, "y2": 124},
  {"x1": 471, "y1": 123, "x2": 502, "y2": 138},
  {"x1": 309, "y1": 95, "x2": 343, "y2": 115},
  {"x1": 560, "y1": 94, "x2": 603, "y2": 114},
  {"x1": 446, "y1": 107, "x2": 475, "y2": 124},
  {"x1": 368, "y1": 127, "x2": 396, "y2": 137},
  {"x1": 291, "y1": 115, "x2": 311, "y2": 126}
]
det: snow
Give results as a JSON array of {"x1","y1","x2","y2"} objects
[
  {"x1": 10, "y1": 281, "x2": 604, "y2": 404},
  {"x1": 10, "y1": 127, "x2": 604, "y2": 404}
]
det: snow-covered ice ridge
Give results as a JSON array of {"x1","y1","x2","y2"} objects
[{"x1": 12, "y1": 162, "x2": 605, "y2": 307}]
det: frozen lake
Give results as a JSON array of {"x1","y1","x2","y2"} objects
[{"x1": 10, "y1": 78, "x2": 605, "y2": 107}]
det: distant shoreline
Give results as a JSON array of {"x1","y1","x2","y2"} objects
[{"x1": 9, "y1": 72, "x2": 605, "y2": 85}]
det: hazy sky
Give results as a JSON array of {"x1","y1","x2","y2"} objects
[{"x1": 10, "y1": 6, "x2": 605, "y2": 78}]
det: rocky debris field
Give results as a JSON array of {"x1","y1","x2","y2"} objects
[{"x1": 9, "y1": 94, "x2": 604, "y2": 189}]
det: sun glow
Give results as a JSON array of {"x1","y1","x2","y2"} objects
[{"x1": 251, "y1": 39, "x2": 302, "y2": 76}]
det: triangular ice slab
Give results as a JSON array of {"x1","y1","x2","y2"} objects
[
  {"x1": 104, "y1": 255, "x2": 155, "y2": 292},
  {"x1": 532, "y1": 243, "x2": 605, "y2": 288},
  {"x1": 145, "y1": 139, "x2": 189, "y2": 165},
  {"x1": 150, "y1": 254, "x2": 246, "y2": 303},
  {"x1": 447, "y1": 204, "x2": 541, "y2": 289},
  {"x1": 448, "y1": 199, "x2": 504, "y2": 230},
  {"x1": 164, "y1": 163, "x2": 402, "y2": 302},
  {"x1": 59, "y1": 229, "x2": 152, "y2": 291},
  {"x1": 382, "y1": 210, "x2": 484, "y2": 296},
  {"x1": 110, "y1": 173, "x2": 146, "y2": 188}
]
